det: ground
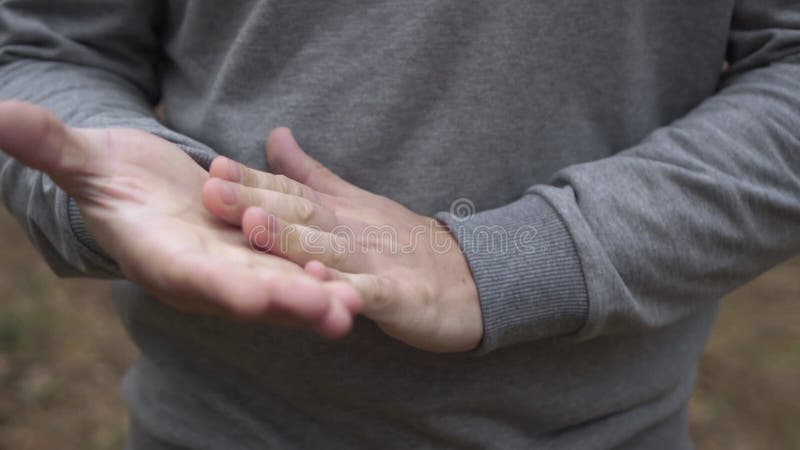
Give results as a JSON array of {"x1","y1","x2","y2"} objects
[{"x1": 0, "y1": 208, "x2": 797, "y2": 449}]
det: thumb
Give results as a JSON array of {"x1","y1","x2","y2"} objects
[
  {"x1": 266, "y1": 127, "x2": 361, "y2": 197},
  {"x1": 0, "y1": 101, "x2": 95, "y2": 192}
]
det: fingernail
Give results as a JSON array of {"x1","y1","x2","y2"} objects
[
  {"x1": 228, "y1": 159, "x2": 242, "y2": 182},
  {"x1": 220, "y1": 182, "x2": 238, "y2": 205}
]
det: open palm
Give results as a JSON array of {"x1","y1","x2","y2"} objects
[{"x1": 0, "y1": 102, "x2": 360, "y2": 338}]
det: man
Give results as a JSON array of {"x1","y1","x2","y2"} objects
[{"x1": 1, "y1": 1, "x2": 798, "y2": 448}]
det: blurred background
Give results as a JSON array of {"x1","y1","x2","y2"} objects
[{"x1": 0, "y1": 207, "x2": 797, "y2": 450}]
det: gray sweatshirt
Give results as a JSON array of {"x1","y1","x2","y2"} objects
[{"x1": 2, "y1": 1, "x2": 799, "y2": 449}]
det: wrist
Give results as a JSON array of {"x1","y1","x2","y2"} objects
[{"x1": 431, "y1": 219, "x2": 483, "y2": 351}]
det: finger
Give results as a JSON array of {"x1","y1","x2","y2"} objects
[
  {"x1": 266, "y1": 291, "x2": 359, "y2": 332},
  {"x1": 269, "y1": 278, "x2": 360, "y2": 337},
  {"x1": 266, "y1": 127, "x2": 363, "y2": 197},
  {"x1": 126, "y1": 249, "x2": 334, "y2": 324},
  {"x1": 216, "y1": 243, "x2": 362, "y2": 324},
  {"x1": 312, "y1": 298, "x2": 354, "y2": 339},
  {"x1": 140, "y1": 256, "x2": 360, "y2": 337},
  {"x1": 236, "y1": 245, "x2": 363, "y2": 316},
  {"x1": 318, "y1": 265, "x2": 397, "y2": 322},
  {"x1": 0, "y1": 101, "x2": 98, "y2": 191},
  {"x1": 202, "y1": 177, "x2": 339, "y2": 230},
  {"x1": 243, "y1": 206, "x2": 364, "y2": 273},
  {"x1": 209, "y1": 156, "x2": 321, "y2": 201},
  {"x1": 306, "y1": 260, "x2": 365, "y2": 313},
  {"x1": 318, "y1": 275, "x2": 364, "y2": 315},
  {"x1": 304, "y1": 259, "x2": 332, "y2": 280}
]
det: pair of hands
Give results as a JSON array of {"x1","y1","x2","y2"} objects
[{"x1": 0, "y1": 102, "x2": 482, "y2": 352}]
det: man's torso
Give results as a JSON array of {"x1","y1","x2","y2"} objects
[{"x1": 121, "y1": 1, "x2": 732, "y2": 448}]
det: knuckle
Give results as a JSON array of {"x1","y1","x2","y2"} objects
[
  {"x1": 295, "y1": 198, "x2": 315, "y2": 223},
  {"x1": 273, "y1": 174, "x2": 290, "y2": 191},
  {"x1": 278, "y1": 174, "x2": 304, "y2": 197},
  {"x1": 251, "y1": 170, "x2": 270, "y2": 189}
]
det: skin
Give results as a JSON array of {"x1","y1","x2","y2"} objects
[
  {"x1": 202, "y1": 128, "x2": 483, "y2": 352},
  {"x1": 0, "y1": 101, "x2": 483, "y2": 352},
  {"x1": 0, "y1": 102, "x2": 361, "y2": 338}
]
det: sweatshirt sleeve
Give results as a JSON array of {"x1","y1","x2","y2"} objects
[
  {"x1": 0, "y1": 0, "x2": 216, "y2": 278},
  {"x1": 436, "y1": 0, "x2": 800, "y2": 352}
]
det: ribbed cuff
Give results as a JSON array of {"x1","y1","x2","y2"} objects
[
  {"x1": 67, "y1": 196, "x2": 122, "y2": 277},
  {"x1": 435, "y1": 194, "x2": 589, "y2": 353}
]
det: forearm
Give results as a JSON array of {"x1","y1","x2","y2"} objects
[{"x1": 438, "y1": 2, "x2": 800, "y2": 352}]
